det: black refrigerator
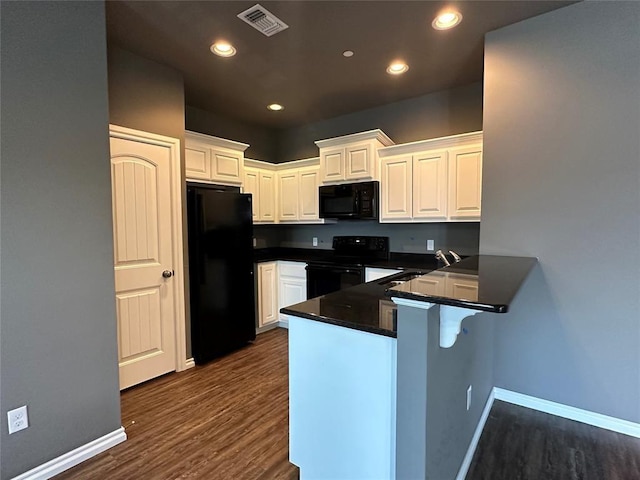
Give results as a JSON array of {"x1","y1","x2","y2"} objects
[{"x1": 186, "y1": 183, "x2": 256, "y2": 364}]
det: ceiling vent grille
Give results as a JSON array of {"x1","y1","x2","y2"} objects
[{"x1": 237, "y1": 4, "x2": 289, "y2": 37}]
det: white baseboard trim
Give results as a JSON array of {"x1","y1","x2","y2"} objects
[
  {"x1": 456, "y1": 389, "x2": 495, "y2": 480},
  {"x1": 494, "y1": 388, "x2": 640, "y2": 438},
  {"x1": 278, "y1": 319, "x2": 289, "y2": 329},
  {"x1": 12, "y1": 427, "x2": 127, "y2": 480},
  {"x1": 184, "y1": 358, "x2": 195, "y2": 369}
]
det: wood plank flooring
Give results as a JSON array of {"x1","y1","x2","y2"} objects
[
  {"x1": 56, "y1": 328, "x2": 297, "y2": 480},
  {"x1": 56, "y1": 327, "x2": 640, "y2": 479},
  {"x1": 467, "y1": 400, "x2": 640, "y2": 480}
]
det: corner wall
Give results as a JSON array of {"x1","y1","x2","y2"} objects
[
  {"x1": 0, "y1": 2, "x2": 121, "y2": 478},
  {"x1": 481, "y1": 1, "x2": 640, "y2": 422}
]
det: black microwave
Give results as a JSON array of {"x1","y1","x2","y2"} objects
[{"x1": 319, "y1": 181, "x2": 379, "y2": 220}]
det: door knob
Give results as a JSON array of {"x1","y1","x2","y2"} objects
[{"x1": 162, "y1": 270, "x2": 173, "y2": 278}]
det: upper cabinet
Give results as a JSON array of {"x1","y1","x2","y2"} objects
[
  {"x1": 315, "y1": 130, "x2": 394, "y2": 184},
  {"x1": 244, "y1": 159, "x2": 276, "y2": 224},
  {"x1": 277, "y1": 159, "x2": 326, "y2": 224},
  {"x1": 378, "y1": 132, "x2": 483, "y2": 223},
  {"x1": 185, "y1": 131, "x2": 248, "y2": 185}
]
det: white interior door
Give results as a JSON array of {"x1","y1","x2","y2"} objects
[{"x1": 110, "y1": 129, "x2": 180, "y2": 390}]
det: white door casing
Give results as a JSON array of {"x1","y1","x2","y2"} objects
[{"x1": 109, "y1": 125, "x2": 186, "y2": 390}]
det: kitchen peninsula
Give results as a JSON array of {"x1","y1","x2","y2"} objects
[{"x1": 284, "y1": 255, "x2": 537, "y2": 479}]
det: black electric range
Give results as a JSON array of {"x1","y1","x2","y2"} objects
[{"x1": 305, "y1": 236, "x2": 390, "y2": 298}]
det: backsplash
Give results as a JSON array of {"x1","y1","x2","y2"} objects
[{"x1": 254, "y1": 221, "x2": 480, "y2": 255}]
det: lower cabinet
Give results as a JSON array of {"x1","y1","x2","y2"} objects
[
  {"x1": 278, "y1": 261, "x2": 307, "y2": 326},
  {"x1": 257, "y1": 262, "x2": 279, "y2": 328},
  {"x1": 257, "y1": 260, "x2": 307, "y2": 331}
]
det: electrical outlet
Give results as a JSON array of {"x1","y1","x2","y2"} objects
[
  {"x1": 7, "y1": 406, "x2": 29, "y2": 434},
  {"x1": 466, "y1": 385, "x2": 472, "y2": 411},
  {"x1": 312, "y1": 237, "x2": 318, "y2": 247},
  {"x1": 426, "y1": 239, "x2": 435, "y2": 251}
]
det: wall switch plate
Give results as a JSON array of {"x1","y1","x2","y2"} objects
[
  {"x1": 312, "y1": 237, "x2": 318, "y2": 247},
  {"x1": 466, "y1": 385, "x2": 472, "y2": 411},
  {"x1": 7, "y1": 405, "x2": 29, "y2": 434},
  {"x1": 253, "y1": 238, "x2": 257, "y2": 247},
  {"x1": 426, "y1": 239, "x2": 435, "y2": 251}
]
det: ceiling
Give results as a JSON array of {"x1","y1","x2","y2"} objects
[{"x1": 106, "y1": 1, "x2": 576, "y2": 129}]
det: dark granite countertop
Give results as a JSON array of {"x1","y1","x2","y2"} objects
[
  {"x1": 387, "y1": 255, "x2": 537, "y2": 313},
  {"x1": 253, "y1": 247, "x2": 440, "y2": 270},
  {"x1": 280, "y1": 268, "x2": 436, "y2": 338}
]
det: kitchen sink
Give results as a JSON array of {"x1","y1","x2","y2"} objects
[{"x1": 378, "y1": 271, "x2": 427, "y2": 287}]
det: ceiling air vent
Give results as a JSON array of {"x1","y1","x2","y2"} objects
[{"x1": 237, "y1": 4, "x2": 289, "y2": 37}]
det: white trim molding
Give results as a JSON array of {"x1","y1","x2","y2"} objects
[
  {"x1": 12, "y1": 427, "x2": 126, "y2": 480},
  {"x1": 494, "y1": 388, "x2": 640, "y2": 438},
  {"x1": 184, "y1": 358, "x2": 196, "y2": 369},
  {"x1": 456, "y1": 390, "x2": 496, "y2": 480}
]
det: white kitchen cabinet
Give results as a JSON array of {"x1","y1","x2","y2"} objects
[
  {"x1": 257, "y1": 262, "x2": 279, "y2": 328},
  {"x1": 378, "y1": 300, "x2": 396, "y2": 330},
  {"x1": 316, "y1": 130, "x2": 394, "y2": 184},
  {"x1": 278, "y1": 170, "x2": 299, "y2": 221},
  {"x1": 448, "y1": 145, "x2": 483, "y2": 220},
  {"x1": 278, "y1": 261, "x2": 307, "y2": 327},
  {"x1": 277, "y1": 160, "x2": 326, "y2": 224},
  {"x1": 185, "y1": 131, "x2": 248, "y2": 185},
  {"x1": 380, "y1": 154, "x2": 413, "y2": 221},
  {"x1": 365, "y1": 267, "x2": 403, "y2": 282},
  {"x1": 378, "y1": 131, "x2": 483, "y2": 223},
  {"x1": 298, "y1": 167, "x2": 321, "y2": 221},
  {"x1": 244, "y1": 162, "x2": 277, "y2": 224}
]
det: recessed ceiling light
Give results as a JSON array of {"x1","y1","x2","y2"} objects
[
  {"x1": 210, "y1": 42, "x2": 237, "y2": 57},
  {"x1": 432, "y1": 10, "x2": 463, "y2": 30},
  {"x1": 343, "y1": 50, "x2": 354, "y2": 58},
  {"x1": 386, "y1": 62, "x2": 409, "y2": 75},
  {"x1": 267, "y1": 103, "x2": 284, "y2": 111}
]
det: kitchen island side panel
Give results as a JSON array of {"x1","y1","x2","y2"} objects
[{"x1": 289, "y1": 316, "x2": 397, "y2": 480}]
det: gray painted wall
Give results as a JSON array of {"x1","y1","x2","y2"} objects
[
  {"x1": 275, "y1": 82, "x2": 483, "y2": 162},
  {"x1": 0, "y1": 2, "x2": 121, "y2": 478},
  {"x1": 186, "y1": 105, "x2": 277, "y2": 162},
  {"x1": 395, "y1": 304, "x2": 494, "y2": 479},
  {"x1": 255, "y1": 222, "x2": 480, "y2": 256},
  {"x1": 108, "y1": 46, "x2": 185, "y2": 141},
  {"x1": 481, "y1": 1, "x2": 640, "y2": 421}
]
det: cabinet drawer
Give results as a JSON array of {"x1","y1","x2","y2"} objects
[{"x1": 278, "y1": 261, "x2": 307, "y2": 278}]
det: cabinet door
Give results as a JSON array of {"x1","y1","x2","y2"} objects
[
  {"x1": 345, "y1": 142, "x2": 374, "y2": 180},
  {"x1": 380, "y1": 155, "x2": 413, "y2": 221},
  {"x1": 320, "y1": 147, "x2": 345, "y2": 183},
  {"x1": 298, "y1": 167, "x2": 320, "y2": 221},
  {"x1": 210, "y1": 146, "x2": 243, "y2": 185},
  {"x1": 243, "y1": 168, "x2": 260, "y2": 222},
  {"x1": 278, "y1": 170, "x2": 299, "y2": 221},
  {"x1": 444, "y1": 274, "x2": 479, "y2": 302},
  {"x1": 258, "y1": 262, "x2": 279, "y2": 327},
  {"x1": 379, "y1": 300, "x2": 396, "y2": 330},
  {"x1": 415, "y1": 273, "x2": 446, "y2": 296},
  {"x1": 185, "y1": 143, "x2": 211, "y2": 181},
  {"x1": 448, "y1": 144, "x2": 482, "y2": 220},
  {"x1": 413, "y1": 150, "x2": 448, "y2": 220},
  {"x1": 259, "y1": 171, "x2": 276, "y2": 222},
  {"x1": 279, "y1": 276, "x2": 307, "y2": 323}
]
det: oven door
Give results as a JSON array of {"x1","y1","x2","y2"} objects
[{"x1": 306, "y1": 263, "x2": 364, "y2": 299}]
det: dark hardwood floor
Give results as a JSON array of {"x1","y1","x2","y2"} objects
[
  {"x1": 467, "y1": 400, "x2": 640, "y2": 480},
  {"x1": 56, "y1": 327, "x2": 640, "y2": 479},
  {"x1": 56, "y1": 328, "x2": 297, "y2": 480}
]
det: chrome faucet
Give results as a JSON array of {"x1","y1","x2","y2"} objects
[
  {"x1": 435, "y1": 249, "x2": 451, "y2": 267},
  {"x1": 449, "y1": 250, "x2": 462, "y2": 263}
]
